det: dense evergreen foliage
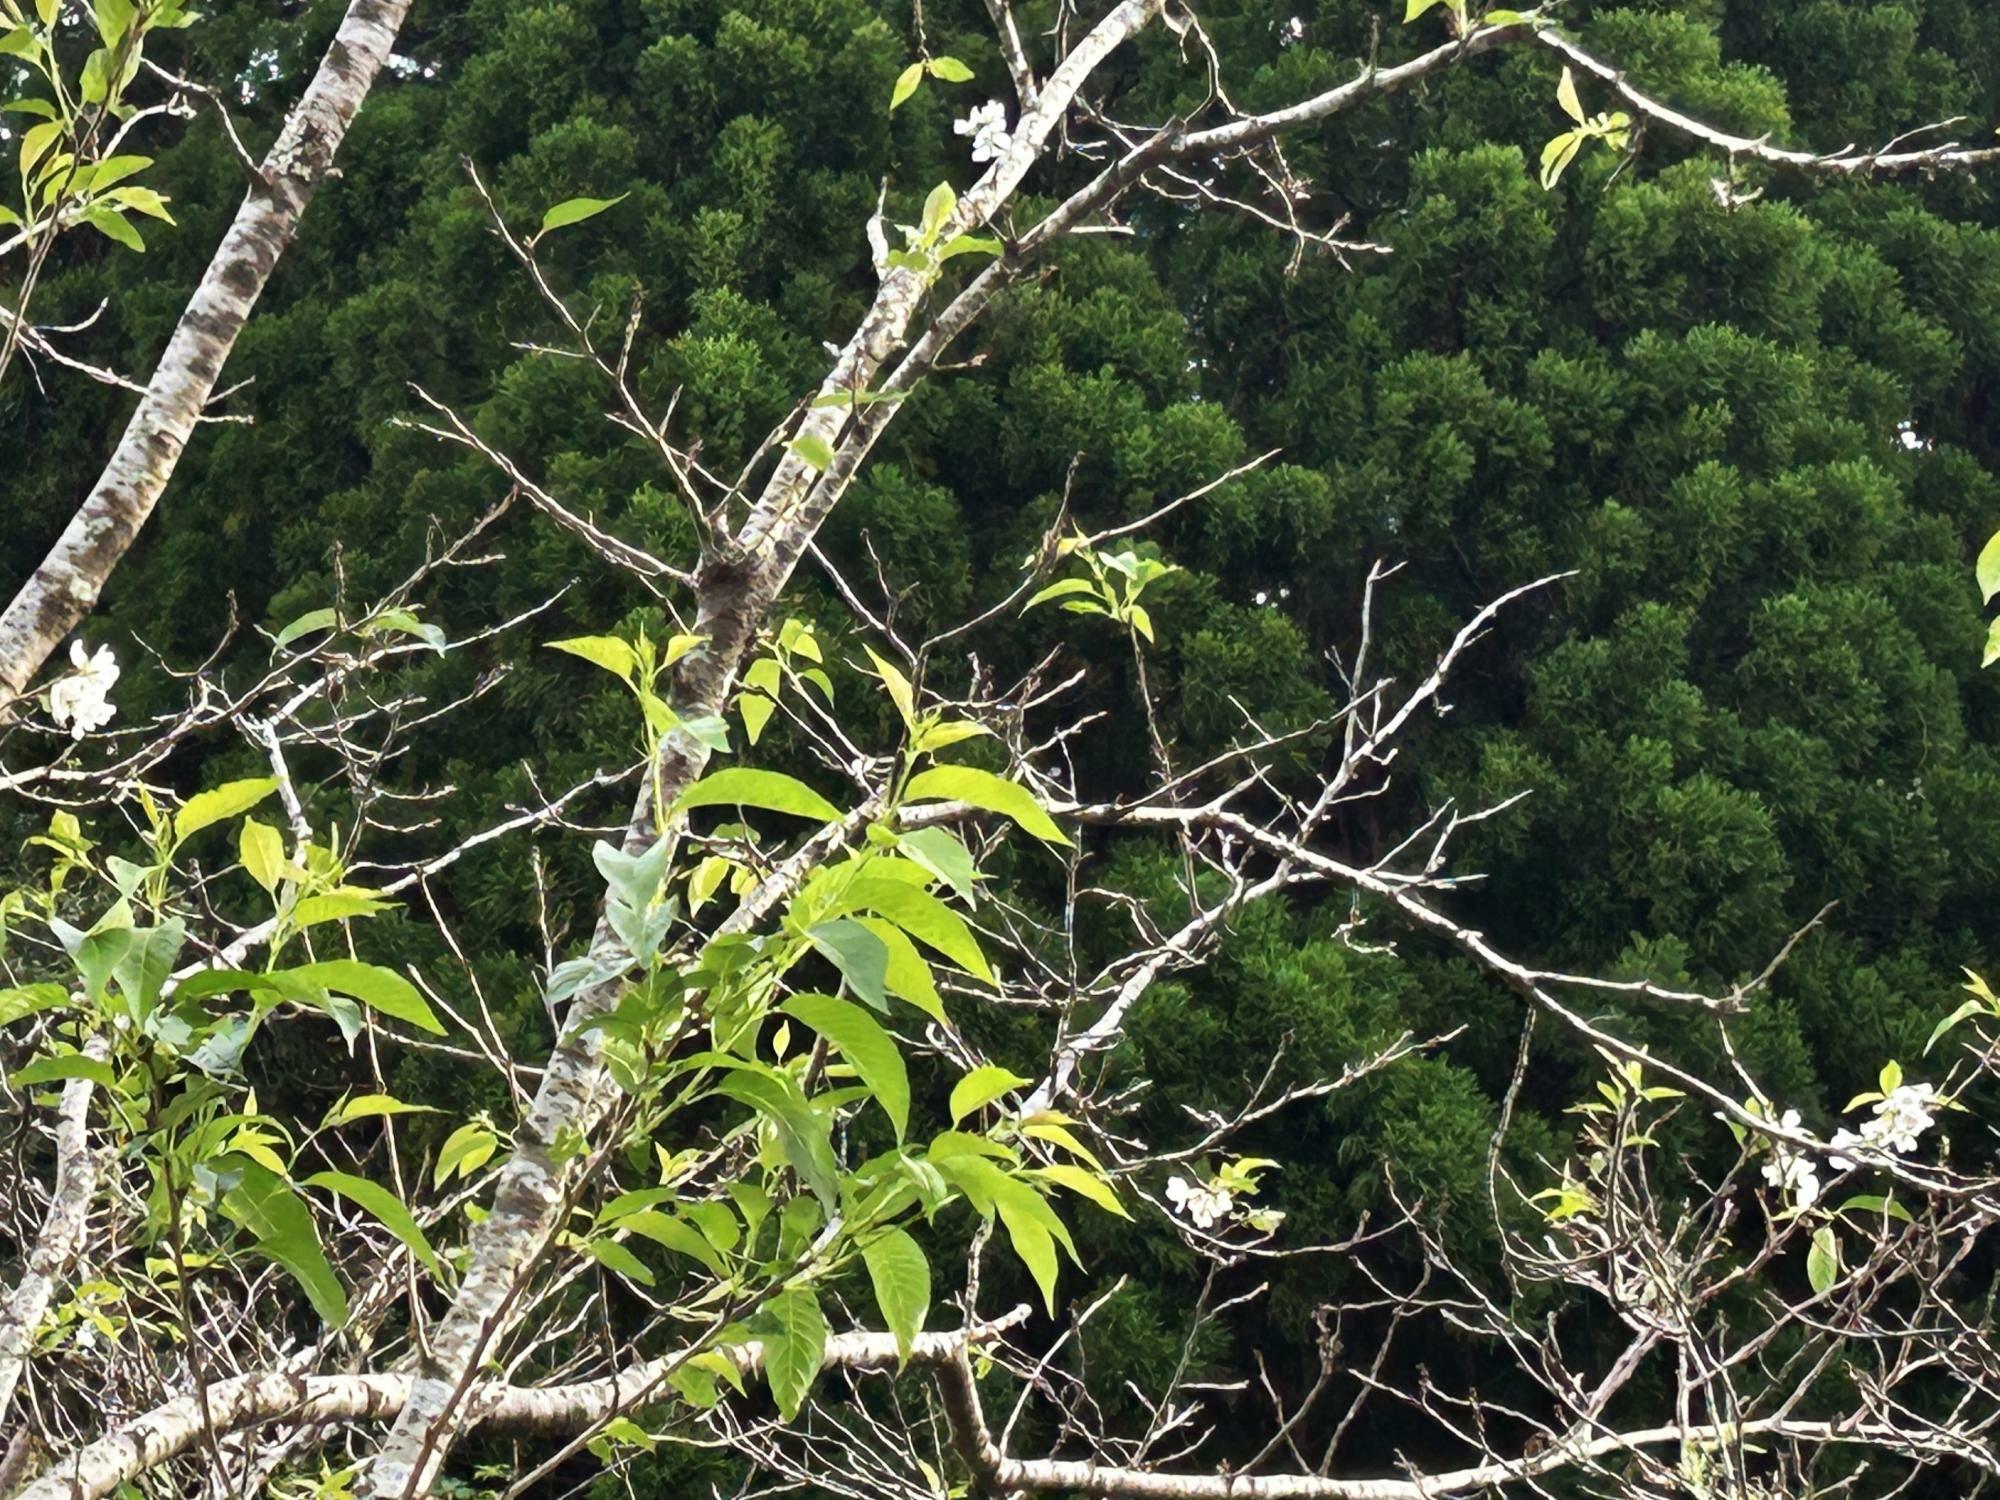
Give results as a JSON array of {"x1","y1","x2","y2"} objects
[{"x1": 7, "y1": 0, "x2": 2000, "y2": 1490}]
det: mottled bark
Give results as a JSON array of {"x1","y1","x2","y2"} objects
[
  {"x1": 0, "y1": 0, "x2": 415, "y2": 703},
  {"x1": 21, "y1": 1319, "x2": 1023, "y2": 1500},
  {"x1": 0, "y1": 1037, "x2": 108, "y2": 1430},
  {"x1": 358, "y1": 6, "x2": 1162, "y2": 1487}
]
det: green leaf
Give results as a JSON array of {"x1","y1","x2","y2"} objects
[
  {"x1": 675, "y1": 768, "x2": 841, "y2": 822},
  {"x1": 1023, "y1": 577, "x2": 1100, "y2": 611},
  {"x1": 220, "y1": 1158, "x2": 348, "y2": 1326},
  {"x1": 322, "y1": 1093, "x2": 442, "y2": 1128},
  {"x1": 1835, "y1": 1194, "x2": 1914, "y2": 1224},
  {"x1": 937, "y1": 232, "x2": 1002, "y2": 262},
  {"x1": 13, "y1": 1054, "x2": 116, "y2": 1089},
  {"x1": 1404, "y1": 0, "x2": 1446, "y2": 18},
  {"x1": 279, "y1": 960, "x2": 443, "y2": 1035},
  {"x1": 838, "y1": 879, "x2": 992, "y2": 982},
  {"x1": 807, "y1": 919, "x2": 890, "y2": 1011},
  {"x1": 304, "y1": 1171, "x2": 442, "y2": 1278},
  {"x1": 537, "y1": 193, "x2": 627, "y2": 237},
  {"x1": 292, "y1": 891, "x2": 398, "y2": 928},
  {"x1": 1031, "y1": 1163, "x2": 1129, "y2": 1219},
  {"x1": 890, "y1": 61, "x2": 923, "y2": 109},
  {"x1": 1556, "y1": 65, "x2": 1586, "y2": 124},
  {"x1": 0, "y1": 984, "x2": 69, "y2": 1028},
  {"x1": 273, "y1": 607, "x2": 338, "y2": 651},
  {"x1": 862, "y1": 646, "x2": 916, "y2": 729},
  {"x1": 616, "y1": 1210, "x2": 727, "y2": 1276},
  {"x1": 434, "y1": 1122, "x2": 498, "y2": 1187},
  {"x1": 781, "y1": 993, "x2": 910, "y2": 1138},
  {"x1": 239, "y1": 817, "x2": 285, "y2": 893},
  {"x1": 580, "y1": 1237, "x2": 655, "y2": 1286},
  {"x1": 856, "y1": 917, "x2": 947, "y2": 1022},
  {"x1": 1927, "y1": 997, "x2": 1987, "y2": 1053},
  {"x1": 91, "y1": 0, "x2": 132, "y2": 44},
  {"x1": 897, "y1": 827, "x2": 979, "y2": 901},
  {"x1": 761, "y1": 1288, "x2": 827, "y2": 1420},
  {"x1": 1806, "y1": 1226, "x2": 1839, "y2": 1296},
  {"x1": 716, "y1": 1069, "x2": 841, "y2": 1207},
  {"x1": 950, "y1": 1064, "x2": 1031, "y2": 1124},
  {"x1": 789, "y1": 434, "x2": 836, "y2": 473},
  {"x1": 1539, "y1": 130, "x2": 1583, "y2": 190},
  {"x1": 927, "y1": 55, "x2": 974, "y2": 82},
  {"x1": 1985, "y1": 616, "x2": 2000, "y2": 670},
  {"x1": 0, "y1": 26, "x2": 38, "y2": 58},
  {"x1": 174, "y1": 779, "x2": 279, "y2": 842},
  {"x1": 1979, "y1": 530, "x2": 2000, "y2": 605},
  {"x1": 863, "y1": 1228, "x2": 931, "y2": 1362},
  {"x1": 922, "y1": 182, "x2": 957, "y2": 239},
  {"x1": 903, "y1": 766, "x2": 1070, "y2": 845},
  {"x1": 548, "y1": 635, "x2": 639, "y2": 684}
]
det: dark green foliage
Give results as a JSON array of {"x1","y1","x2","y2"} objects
[{"x1": 7, "y1": 0, "x2": 2000, "y2": 1490}]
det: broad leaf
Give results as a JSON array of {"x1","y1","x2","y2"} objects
[
  {"x1": 278, "y1": 960, "x2": 443, "y2": 1035},
  {"x1": 174, "y1": 779, "x2": 278, "y2": 842},
  {"x1": 761, "y1": 1288, "x2": 827, "y2": 1420},
  {"x1": 676, "y1": 768, "x2": 840, "y2": 822},
  {"x1": 538, "y1": 193, "x2": 628, "y2": 237},
  {"x1": 220, "y1": 1157, "x2": 348, "y2": 1326},
  {"x1": 863, "y1": 1227, "x2": 931, "y2": 1362},
  {"x1": 902, "y1": 766, "x2": 1070, "y2": 845},
  {"x1": 950, "y1": 1064, "x2": 1031, "y2": 1124},
  {"x1": 782, "y1": 993, "x2": 910, "y2": 1138},
  {"x1": 304, "y1": 1171, "x2": 442, "y2": 1277}
]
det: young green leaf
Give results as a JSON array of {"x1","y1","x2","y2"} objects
[
  {"x1": 239, "y1": 817, "x2": 286, "y2": 893},
  {"x1": 580, "y1": 1237, "x2": 656, "y2": 1286},
  {"x1": 434, "y1": 1122, "x2": 498, "y2": 1187},
  {"x1": 891, "y1": 61, "x2": 924, "y2": 109},
  {"x1": 174, "y1": 779, "x2": 279, "y2": 842},
  {"x1": 789, "y1": 434, "x2": 836, "y2": 473},
  {"x1": 675, "y1": 767, "x2": 841, "y2": 822},
  {"x1": 863, "y1": 1228, "x2": 931, "y2": 1361},
  {"x1": 926, "y1": 55, "x2": 974, "y2": 82},
  {"x1": 548, "y1": 635, "x2": 640, "y2": 684},
  {"x1": 1806, "y1": 1226, "x2": 1840, "y2": 1295},
  {"x1": 304, "y1": 1171, "x2": 442, "y2": 1277},
  {"x1": 903, "y1": 765, "x2": 1070, "y2": 845},
  {"x1": 537, "y1": 193, "x2": 628, "y2": 238},
  {"x1": 781, "y1": 993, "x2": 911, "y2": 1138},
  {"x1": 949, "y1": 1064, "x2": 1031, "y2": 1124},
  {"x1": 1979, "y1": 530, "x2": 2000, "y2": 605},
  {"x1": 1555, "y1": 65, "x2": 1586, "y2": 125},
  {"x1": 615, "y1": 1210, "x2": 727, "y2": 1276},
  {"x1": 761, "y1": 1288, "x2": 827, "y2": 1420}
]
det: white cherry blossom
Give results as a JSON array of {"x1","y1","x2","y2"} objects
[
  {"x1": 47, "y1": 640, "x2": 119, "y2": 740},
  {"x1": 954, "y1": 100, "x2": 1013, "y2": 164},
  {"x1": 1166, "y1": 1174, "x2": 1234, "y2": 1229}
]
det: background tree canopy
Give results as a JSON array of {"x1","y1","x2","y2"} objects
[{"x1": 6, "y1": 0, "x2": 2000, "y2": 1492}]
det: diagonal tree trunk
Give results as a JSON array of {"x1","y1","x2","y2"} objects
[{"x1": 0, "y1": 0, "x2": 417, "y2": 703}]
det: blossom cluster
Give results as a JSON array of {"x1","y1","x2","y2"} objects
[
  {"x1": 1761, "y1": 1082, "x2": 1940, "y2": 1211},
  {"x1": 954, "y1": 101, "x2": 1013, "y2": 164},
  {"x1": 1165, "y1": 1174, "x2": 1233, "y2": 1229}
]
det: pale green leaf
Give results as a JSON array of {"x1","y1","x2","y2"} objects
[
  {"x1": 903, "y1": 766, "x2": 1070, "y2": 845},
  {"x1": 537, "y1": 193, "x2": 627, "y2": 237},
  {"x1": 949, "y1": 1064, "x2": 1031, "y2": 1125},
  {"x1": 863, "y1": 1227, "x2": 930, "y2": 1362},
  {"x1": 174, "y1": 778, "x2": 278, "y2": 842},
  {"x1": 304, "y1": 1170, "x2": 442, "y2": 1277},
  {"x1": 675, "y1": 768, "x2": 841, "y2": 822},
  {"x1": 782, "y1": 993, "x2": 910, "y2": 1138}
]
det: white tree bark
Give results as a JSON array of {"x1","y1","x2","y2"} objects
[
  {"x1": 357, "y1": 8, "x2": 1164, "y2": 1493},
  {"x1": 0, "y1": 1037, "x2": 108, "y2": 1428},
  {"x1": 0, "y1": 0, "x2": 416, "y2": 702},
  {"x1": 18, "y1": 1318, "x2": 1026, "y2": 1500}
]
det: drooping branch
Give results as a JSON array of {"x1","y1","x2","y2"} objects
[{"x1": 0, "y1": 0, "x2": 417, "y2": 703}]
